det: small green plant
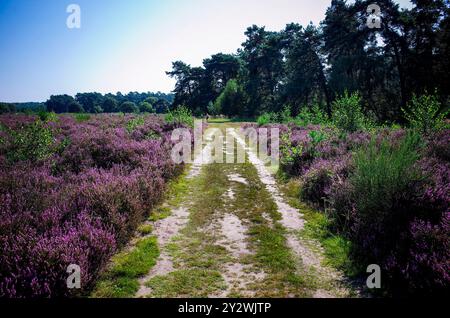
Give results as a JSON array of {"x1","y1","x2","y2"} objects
[
  {"x1": 7, "y1": 120, "x2": 55, "y2": 162},
  {"x1": 280, "y1": 132, "x2": 303, "y2": 167},
  {"x1": 74, "y1": 113, "x2": 91, "y2": 122},
  {"x1": 332, "y1": 91, "x2": 367, "y2": 132},
  {"x1": 279, "y1": 105, "x2": 293, "y2": 124},
  {"x1": 38, "y1": 111, "x2": 58, "y2": 122},
  {"x1": 402, "y1": 91, "x2": 448, "y2": 135},
  {"x1": 165, "y1": 106, "x2": 194, "y2": 128},
  {"x1": 137, "y1": 224, "x2": 153, "y2": 235},
  {"x1": 296, "y1": 104, "x2": 328, "y2": 126},
  {"x1": 126, "y1": 116, "x2": 145, "y2": 133},
  {"x1": 309, "y1": 130, "x2": 326, "y2": 145},
  {"x1": 257, "y1": 113, "x2": 273, "y2": 126},
  {"x1": 309, "y1": 130, "x2": 327, "y2": 157}
]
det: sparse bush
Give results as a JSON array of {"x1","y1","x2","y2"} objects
[
  {"x1": 402, "y1": 91, "x2": 449, "y2": 135},
  {"x1": 38, "y1": 111, "x2": 58, "y2": 122},
  {"x1": 332, "y1": 91, "x2": 368, "y2": 132},
  {"x1": 279, "y1": 105, "x2": 293, "y2": 124},
  {"x1": 126, "y1": 116, "x2": 145, "y2": 133},
  {"x1": 165, "y1": 106, "x2": 194, "y2": 128},
  {"x1": 6, "y1": 120, "x2": 55, "y2": 163},
  {"x1": 74, "y1": 113, "x2": 91, "y2": 122},
  {"x1": 257, "y1": 113, "x2": 273, "y2": 126},
  {"x1": 296, "y1": 104, "x2": 328, "y2": 126}
]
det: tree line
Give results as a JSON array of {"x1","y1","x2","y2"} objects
[
  {"x1": 168, "y1": 0, "x2": 450, "y2": 123},
  {"x1": 0, "y1": 92, "x2": 174, "y2": 114}
]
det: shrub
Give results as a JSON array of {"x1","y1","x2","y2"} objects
[
  {"x1": 0, "y1": 114, "x2": 187, "y2": 297},
  {"x1": 296, "y1": 104, "x2": 328, "y2": 126},
  {"x1": 301, "y1": 163, "x2": 333, "y2": 205},
  {"x1": 332, "y1": 91, "x2": 368, "y2": 132},
  {"x1": 74, "y1": 113, "x2": 91, "y2": 122},
  {"x1": 37, "y1": 111, "x2": 58, "y2": 122},
  {"x1": 402, "y1": 91, "x2": 448, "y2": 135},
  {"x1": 257, "y1": 113, "x2": 272, "y2": 126},
  {"x1": 6, "y1": 120, "x2": 56, "y2": 163},
  {"x1": 404, "y1": 215, "x2": 450, "y2": 292},
  {"x1": 348, "y1": 131, "x2": 424, "y2": 263},
  {"x1": 165, "y1": 106, "x2": 194, "y2": 128},
  {"x1": 126, "y1": 116, "x2": 145, "y2": 133},
  {"x1": 279, "y1": 105, "x2": 292, "y2": 124}
]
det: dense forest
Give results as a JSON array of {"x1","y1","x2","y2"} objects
[
  {"x1": 168, "y1": 0, "x2": 450, "y2": 122},
  {"x1": 0, "y1": 92, "x2": 174, "y2": 114}
]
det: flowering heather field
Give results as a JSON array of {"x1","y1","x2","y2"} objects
[
  {"x1": 0, "y1": 114, "x2": 186, "y2": 297},
  {"x1": 247, "y1": 123, "x2": 450, "y2": 295}
]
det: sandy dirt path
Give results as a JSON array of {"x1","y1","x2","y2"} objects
[{"x1": 136, "y1": 122, "x2": 354, "y2": 298}]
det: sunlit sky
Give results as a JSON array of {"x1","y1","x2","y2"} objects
[{"x1": 0, "y1": 0, "x2": 413, "y2": 102}]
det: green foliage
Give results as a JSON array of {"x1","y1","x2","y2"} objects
[
  {"x1": 256, "y1": 112, "x2": 273, "y2": 126},
  {"x1": 295, "y1": 104, "x2": 328, "y2": 126},
  {"x1": 309, "y1": 130, "x2": 327, "y2": 157},
  {"x1": 402, "y1": 91, "x2": 449, "y2": 135},
  {"x1": 7, "y1": 120, "x2": 55, "y2": 163},
  {"x1": 92, "y1": 237, "x2": 159, "y2": 298},
  {"x1": 137, "y1": 224, "x2": 153, "y2": 236},
  {"x1": 120, "y1": 101, "x2": 139, "y2": 114},
  {"x1": 37, "y1": 111, "x2": 58, "y2": 122},
  {"x1": 332, "y1": 91, "x2": 369, "y2": 132},
  {"x1": 350, "y1": 131, "x2": 423, "y2": 230},
  {"x1": 74, "y1": 113, "x2": 91, "y2": 122},
  {"x1": 139, "y1": 101, "x2": 155, "y2": 114},
  {"x1": 165, "y1": 105, "x2": 194, "y2": 128},
  {"x1": 110, "y1": 237, "x2": 159, "y2": 278},
  {"x1": 102, "y1": 97, "x2": 118, "y2": 113},
  {"x1": 0, "y1": 103, "x2": 16, "y2": 114},
  {"x1": 126, "y1": 116, "x2": 145, "y2": 133},
  {"x1": 280, "y1": 132, "x2": 303, "y2": 167},
  {"x1": 207, "y1": 101, "x2": 221, "y2": 116},
  {"x1": 279, "y1": 105, "x2": 293, "y2": 124},
  {"x1": 213, "y1": 79, "x2": 244, "y2": 116}
]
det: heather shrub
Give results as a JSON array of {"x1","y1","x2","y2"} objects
[
  {"x1": 403, "y1": 215, "x2": 450, "y2": 292},
  {"x1": 278, "y1": 116, "x2": 449, "y2": 294},
  {"x1": 426, "y1": 129, "x2": 450, "y2": 161},
  {"x1": 402, "y1": 91, "x2": 448, "y2": 135},
  {"x1": 0, "y1": 114, "x2": 186, "y2": 297},
  {"x1": 301, "y1": 163, "x2": 333, "y2": 206}
]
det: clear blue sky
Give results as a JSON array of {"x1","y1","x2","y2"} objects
[{"x1": 0, "y1": 0, "x2": 413, "y2": 102}]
